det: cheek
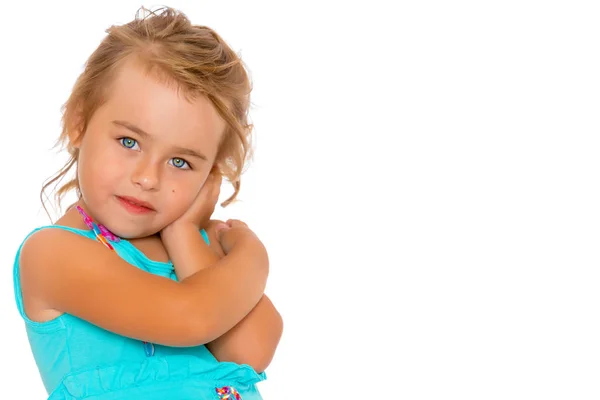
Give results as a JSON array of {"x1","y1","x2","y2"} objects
[
  {"x1": 79, "y1": 142, "x2": 129, "y2": 194},
  {"x1": 85, "y1": 152, "x2": 125, "y2": 185},
  {"x1": 165, "y1": 184, "x2": 200, "y2": 215}
]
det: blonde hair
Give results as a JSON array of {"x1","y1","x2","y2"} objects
[{"x1": 41, "y1": 6, "x2": 253, "y2": 217}]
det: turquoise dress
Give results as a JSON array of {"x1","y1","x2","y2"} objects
[{"x1": 13, "y1": 225, "x2": 266, "y2": 399}]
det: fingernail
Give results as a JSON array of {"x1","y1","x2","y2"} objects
[{"x1": 215, "y1": 223, "x2": 229, "y2": 234}]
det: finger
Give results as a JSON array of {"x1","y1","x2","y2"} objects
[
  {"x1": 215, "y1": 173, "x2": 223, "y2": 188},
  {"x1": 215, "y1": 222, "x2": 230, "y2": 235},
  {"x1": 212, "y1": 173, "x2": 222, "y2": 194},
  {"x1": 215, "y1": 223, "x2": 232, "y2": 246},
  {"x1": 226, "y1": 219, "x2": 248, "y2": 228},
  {"x1": 204, "y1": 170, "x2": 221, "y2": 189},
  {"x1": 199, "y1": 172, "x2": 221, "y2": 198},
  {"x1": 209, "y1": 175, "x2": 222, "y2": 204}
]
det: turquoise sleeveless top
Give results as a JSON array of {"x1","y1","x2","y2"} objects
[{"x1": 13, "y1": 225, "x2": 266, "y2": 400}]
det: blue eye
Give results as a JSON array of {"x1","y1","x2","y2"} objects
[
  {"x1": 169, "y1": 157, "x2": 190, "y2": 169},
  {"x1": 120, "y1": 137, "x2": 139, "y2": 150}
]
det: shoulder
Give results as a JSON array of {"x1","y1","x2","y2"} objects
[
  {"x1": 20, "y1": 226, "x2": 88, "y2": 262},
  {"x1": 20, "y1": 227, "x2": 78, "y2": 264},
  {"x1": 18, "y1": 227, "x2": 93, "y2": 320},
  {"x1": 19, "y1": 227, "x2": 92, "y2": 289}
]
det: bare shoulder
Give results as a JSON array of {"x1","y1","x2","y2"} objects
[
  {"x1": 19, "y1": 227, "x2": 79, "y2": 303},
  {"x1": 18, "y1": 228, "x2": 67, "y2": 321},
  {"x1": 20, "y1": 227, "x2": 95, "y2": 277}
]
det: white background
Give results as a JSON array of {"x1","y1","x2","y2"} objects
[{"x1": 1, "y1": 1, "x2": 599, "y2": 398}]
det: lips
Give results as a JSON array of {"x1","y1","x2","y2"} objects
[{"x1": 116, "y1": 196, "x2": 155, "y2": 211}]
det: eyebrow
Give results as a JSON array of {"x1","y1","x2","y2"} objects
[{"x1": 112, "y1": 120, "x2": 208, "y2": 161}]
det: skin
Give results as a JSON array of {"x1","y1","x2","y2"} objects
[{"x1": 19, "y1": 57, "x2": 282, "y2": 372}]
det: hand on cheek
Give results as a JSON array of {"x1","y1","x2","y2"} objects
[{"x1": 163, "y1": 170, "x2": 222, "y2": 233}]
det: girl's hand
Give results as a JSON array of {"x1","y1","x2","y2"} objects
[
  {"x1": 215, "y1": 219, "x2": 259, "y2": 255},
  {"x1": 166, "y1": 169, "x2": 222, "y2": 232},
  {"x1": 204, "y1": 219, "x2": 228, "y2": 258}
]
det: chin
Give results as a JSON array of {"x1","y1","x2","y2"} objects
[{"x1": 109, "y1": 225, "x2": 158, "y2": 240}]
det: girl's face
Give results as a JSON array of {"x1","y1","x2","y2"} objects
[{"x1": 71, "y1": 59, "x2": 225, "y2": 239}]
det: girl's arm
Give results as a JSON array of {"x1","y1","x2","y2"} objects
[
  {"x1": 163, "y1": 220, "x2": 283, "y2": 373},
  {"x1": 19, "y1": 224, "x2": 267, "y2": 347},
  {"x1": 206, "y1": 294, "x2": 283, "y2": 373}
]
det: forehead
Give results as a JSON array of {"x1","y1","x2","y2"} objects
[{"x1": 101, "y1": 59, "x2": 225, "y2": 151}]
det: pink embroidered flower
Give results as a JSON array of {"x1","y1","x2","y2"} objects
[{"x1": 216, "y1": 386, "x2": 241, "y2": 400}]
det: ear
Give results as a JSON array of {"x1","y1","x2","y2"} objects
[
  {"x1": 67, "y1": 103, "x2": 85, "y2": 149},
  {"x1": 68, "y1": 128, "x2": 83, "y2": 149}
]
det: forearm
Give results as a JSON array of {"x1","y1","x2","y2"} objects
[
  {"x1": 162, "y1": 224, "x2": 219, "y2": 281},
  {"x1": 206, "y1": 294, "x2": 283, "y2": 373}
]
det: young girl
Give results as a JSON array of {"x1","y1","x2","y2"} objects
[{"x1": 13, "y1": 6, "x2": 282, "y2": 400}]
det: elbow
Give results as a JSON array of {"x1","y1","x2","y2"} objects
[
  {"x1": 184, "y1": 322, "x2": 219, "y2": 347},
  {"x1": 243, "y1": 343, "x2": 280, "y2": 374},
  {"x1": 248, "y1": 356, "x2": 271, "y2": 375},
  {"x1": 187, "y1": 309, "x2": 224, "y2": 346},
  {"x1": 174, "y1": 294, "x2": 223, "y2": 347},
  {"x1": 166, "y1": 316, "x2": 219, "y2": 347},
  {"x1": 252, "y1": 309, "x2": 284, "y2": 373},
  {"x1": 208, "y1": 308, "x2": 284, "y2": 373},
  {"x1": 271, "y1": 307, "x2": 284, "y2": 349}
]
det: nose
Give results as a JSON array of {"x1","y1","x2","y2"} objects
[{"x1": 131, "y1": 157, "x2": 160, "y2": 191}]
